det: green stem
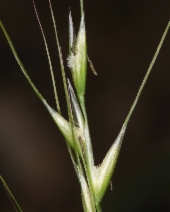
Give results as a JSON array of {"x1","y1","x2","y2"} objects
[
  {"x1": 48, "y1": 0, "x2": 72, "y2": 124},
  {"x1": 48, "y1": 5, "x2": 91, "y2": 212},
  {"x1": 0, "y1": 21, "x2": 44, "y2": 103},
  {"x1": 33, "y1": 1, "x2": 61, "y2": 114},
  {"x1": 79, "y1": 97, "x2": 97, "y2": 211},
  {"x1": 124, "y1": 21, "x2": 170, "y2": 127},
  {"x1": 0, "y1": 176, "x2": 23, "y2": 212}
]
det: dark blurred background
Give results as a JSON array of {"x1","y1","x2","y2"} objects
[{"x1": 0, "y1": 0, "x2": 170, "y2": 211}]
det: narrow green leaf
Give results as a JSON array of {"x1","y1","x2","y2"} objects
[
  {"x1": 48, "y1": 0, "x2": 73, "y2": 131},
  {"x1": 48, "y1": 0, "x2": 85, "y2": 178},
  {"x1": 91, "y1": 21, "x2": 170, "y2": 203},
  {"x1": 33, "y1": 0, "x2": 61, "y2": 114},
  {"x1": 124, "y1": 21, "x2": 170, "y2": 127},
  {"x1": 0, "y1": 176, "x2": 23, "y2": 212},
  {"x1": 0, "y1": 21, "x2": 43, "y2": 101},
  {"x1": 0, "y1": 21, "x2": 77, "y2": 150}
]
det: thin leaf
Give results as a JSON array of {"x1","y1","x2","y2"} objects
[
  {"x1": 91, "y1": 21, "x2": 170, "y2": 203},
  {"x1": 0, "y1": 21, "x2": 76, "y2": 149},
  {"x1": 48, "y1": 0, "x2": 70, "y2": 113},
  {"x1": 48, "y1": 0, "x2": 74, "y2": 136},
  {"x1": 48, "y1": 0, "x2": 84, "y2": 180},
  {"x1": 0, "y1": 176, "x2": 23, "y2": 212},
  {"x1": 33, "y1": 0, "x2": 61, "y2": 114},
  {"x1": 124, "y1": 21, "x2": 170, "y2": 127},
  {"x1": 0, "y1": 21, "x2": 43, "y2": 102}
]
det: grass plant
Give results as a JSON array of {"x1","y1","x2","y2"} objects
[{"x1": 0, "y1": 0, "x2": 170, "y2": 211}]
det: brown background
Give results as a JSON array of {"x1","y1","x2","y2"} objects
[{"x1": 0, "y1": 0, "x2": 170, "y2": 211}]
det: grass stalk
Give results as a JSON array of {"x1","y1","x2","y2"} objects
[
  {"x1": 32, "y1": 0, "x2": 61, "y2": 114},
  {"x1": 124, "y1": 21, "x2": 170, "y2": 128},
  {"x1": 1, "y1": 1, "x2": 169, "y2": 211},
  {"x1": 0, "y1": 176, "x2": 23, "y2": 212}
]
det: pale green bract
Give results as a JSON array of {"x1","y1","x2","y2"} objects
[{"x1": 0, "y1": 0, "x2": 170, "y2": 211}]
